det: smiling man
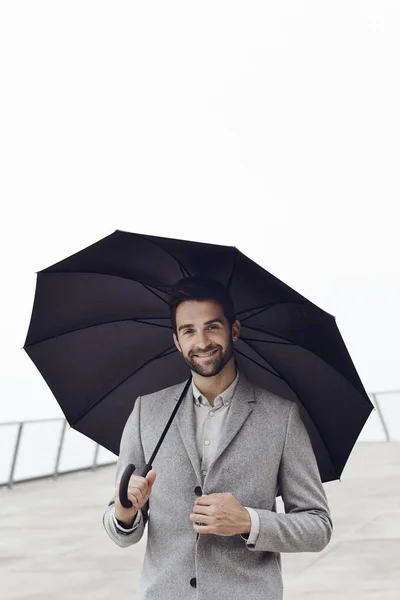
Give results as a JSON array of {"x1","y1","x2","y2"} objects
[{"x1": 102, "y1": 276, "x2": 332, "y2": 600}]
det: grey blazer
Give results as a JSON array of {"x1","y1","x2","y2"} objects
[{"x1": 102, "y1": 372, "x2": 332, "y2": 600}]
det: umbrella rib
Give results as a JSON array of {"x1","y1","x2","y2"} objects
[
  {"x1": 141, "y1": 283, "x2": 170, "y2": 305},
  {"x1": 238, "y1": 304, "x2": 276, "y2": 322},
  {"x1": 157, "y1": 348, "x2": 177, "y2": 359},
  {"x1": 24, "y1": 317, "x2": 172, "y2": 347},
  {"x1": 71, "y1": 344, "x2": 178, "y2": 427},
  {"x1": 241, "y1": 323, "x2": 299, "y2": 345},
  {"x1": 241, "y1": 323, "x2": 371, "y2": 407},
  {"x1": 134, "y1": 319, "x2": 172, "y2": 329},
  {"x1": 242, "y1": 337, "x2": 341, "y2": 479},
  {"x1": 39, "y1": 270, "x2": 169, "y2": 296},
  {"x1": 239, "y1": 339, "x2": 284, "y2": 378},
  {"x1": 137, "y1": 234, "x2": 192, "y2": 278},
  {"x1": 238, "y1": 301, "x2": 319, "y2": 323},
  {"x1": 226, "y1": 247, "x2": 237, "y2": 291},
  {"x1": 234, "y1": 347, "x2": 284, "y2": 380},
  {"x1": 241, "y1": 336, "x2": 292, "y2": 345}
]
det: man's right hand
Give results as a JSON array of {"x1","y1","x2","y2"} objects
[{"x1": 114, "y1": 470, "x2": 157, "y2": 527}]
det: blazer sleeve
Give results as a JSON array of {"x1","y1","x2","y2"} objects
[
  {"x1": 246, "y1": 401, "x2": 333, "y2": 553},
  {"x1": 102, "y1": 395, "x2": 148, "y2": 548}
]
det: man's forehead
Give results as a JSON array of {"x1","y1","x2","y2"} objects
[{"x1": 175, "y1": 299, "x2": 225, "y2": 322}]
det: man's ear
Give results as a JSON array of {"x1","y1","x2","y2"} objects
[
  {"x1": 173, "y1": 332, "x2": 182, "y2": 353},
  {"x1": 232, "y1": 320, "x2": 241, "y2": 343}
]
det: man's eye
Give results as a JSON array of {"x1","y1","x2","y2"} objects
[{"x1": 183, "y1": 330, "x2": 193, "y2": 335}]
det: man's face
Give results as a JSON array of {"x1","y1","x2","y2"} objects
[{"x1": 173, "y1": 299, "x2": 240, "y2": 377}]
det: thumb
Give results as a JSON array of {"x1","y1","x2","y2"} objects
[{"x1": 146, "y1": 469, "x2": 157, "y2": 487}]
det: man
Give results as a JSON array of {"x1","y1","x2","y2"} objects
[{"x1": 103, "y1": 276, "x2": 332, "y2": 599}]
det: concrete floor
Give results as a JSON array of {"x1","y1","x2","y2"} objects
[{"x1": 0, "y1": 442, "x2": 399, "y2": 600}]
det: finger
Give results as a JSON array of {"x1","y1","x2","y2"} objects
[
  {"x1": 192, "y1": 505, "x2": 211, "y2": 515},
  {"x1": 130, "y1": 483, "x2": 146, "y2": 499},
  {"x1": 139, "y1": 475, "x2": 154, "y2": 494},
  {"x1": 129, "y1": 485, "x2": 146, "y2": 506},
  {"x1": 146, "y1": 470, "x2": 157, "y2": 487},
  {"x1": 193, "y1": 522, "x2": 213, "y2": 534},
  {"x1": 194, "y1": 495, "x2": 212, "y2": 506},
  {"x1": 190, "y1": 513, "x2": 212, "y2": 524},
  {"x1": 129, "y1": 479, "x2": 149, "y2": 499},
  {"x1": 129, "y1": 476, "x2": 148, "y2": 490},
  {"x1": 127, "y1": 490, "x2": 142, "y2": 509}
]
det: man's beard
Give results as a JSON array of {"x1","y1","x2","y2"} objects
[{"x1": 183, "y1": 342, "x2": 234, "y2": 377}]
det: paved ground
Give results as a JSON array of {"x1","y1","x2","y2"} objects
[{"x1": 0, "y1": 442, "x2": 399, "y2": 600}]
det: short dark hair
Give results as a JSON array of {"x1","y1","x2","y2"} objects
[{"x1": 169, "y1": 276, "x2": 236, "y2": 334}]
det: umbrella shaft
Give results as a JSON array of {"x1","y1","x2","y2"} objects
[{"x1": 145, "y1": 376, "x2": 192, "y2": 471}]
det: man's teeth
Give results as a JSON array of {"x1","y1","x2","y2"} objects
[{"x1": 196, "y1": 350, "x2": 216, "y2": 357}]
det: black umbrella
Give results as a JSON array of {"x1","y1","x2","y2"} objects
[{"x1": 24, "y1": 229, "x2": 373, "y2": 509}]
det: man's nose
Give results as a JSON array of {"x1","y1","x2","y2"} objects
[{"x1": 194, "y1": 330, "x2": 211, "y2": 349}]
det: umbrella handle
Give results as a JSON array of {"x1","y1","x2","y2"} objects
[
  {"x1": 118, "y1": 378, "x2": 191, "y2": 510},
  {"x1": 119, "y1": 462, "x2": 153, "y2": 509}
]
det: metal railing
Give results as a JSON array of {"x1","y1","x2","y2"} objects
[
  {"x1": 370, "y1": 392, "x2": 390, "y2": 442},
  {"x1": 0, "y1": 417, "x2": 116, "y2": 489},
  {"x1": 0, "y1": 390, "x2": 398, "y2": 489},
  {"x1": 362, "y1": 390, "x2": 399, "y2": 443}
]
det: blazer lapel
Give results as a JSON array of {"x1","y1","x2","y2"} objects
[
  {"x1": 174, "y1": 373, "x2": 256, "y2": 481},
  {"x1": 175, "y1": 382, "x2": 202, "y2": 483},
  {"x1": 210, "y1": 373, "x2": 256, "y2": 469}
]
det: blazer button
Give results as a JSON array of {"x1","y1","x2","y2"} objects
[
  {"x1": 190, "y1": 577, "x2": 197, "y2": 588},
  {"x1": 194, "y1": 486, "x2": 202, "y2": 496}
]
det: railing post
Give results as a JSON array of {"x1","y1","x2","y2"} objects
[
  {"x1": 8, "y1": 423, "x2": 23, "y2": 489},
  {"x1": 371, "y1": 393, "x2": 391, "y2": 442},
  {"x1": 92, "y1": 444, "x2": 100, "y2": 470},
  {"x1": 53, "y1": 420, "x2": 67, "y2": 479}
]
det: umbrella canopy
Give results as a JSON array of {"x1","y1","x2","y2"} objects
[{"x1": 24, "y1": 229, "x2": 373, "y2": 484}]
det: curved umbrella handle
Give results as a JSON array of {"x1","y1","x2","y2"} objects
[
  {"x1": 119, "y1": 463, "x2": 153, "y2": 508},
  {"x1": 119, "y1": 463, "x2": 136, "y2": 508}
]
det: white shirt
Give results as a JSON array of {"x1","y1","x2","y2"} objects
[{"x1": 113, "y1": 370, "x2": 260, "y2": 546}]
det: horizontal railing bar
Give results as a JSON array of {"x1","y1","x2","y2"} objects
[
  {"x1": 0, "y1": 417, "x2": 66, "y2": 426},
  {"x1": 369, "y1": 390, "x2": 400, "y2": 396},
  {"x1": 0, "y1": 461, "x2": 117, "y2": 489}
]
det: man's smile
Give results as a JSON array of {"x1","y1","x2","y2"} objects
[{"x1": 194, "y1": 349, "x2": 219, "y2": 358}]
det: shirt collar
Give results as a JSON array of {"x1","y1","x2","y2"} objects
[{"x1": 192, "y1": 369, "x2": 240, "y2": 407}]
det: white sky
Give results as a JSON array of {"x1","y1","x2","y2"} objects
[{"x1": 0, "y1": 1, "x2": 399, "y2": 423}]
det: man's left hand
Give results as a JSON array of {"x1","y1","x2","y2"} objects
[{"x1": 190, "y1": 493, "x2": 251, "y2": 536}]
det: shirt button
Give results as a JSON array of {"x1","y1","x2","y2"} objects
[
  {"x1": 194, "y1": 486, "x2": 202, "y2": 496},
  {"x1": 202, "y1": 470, "x2": 207, "y2": 476},
  {"x1": 204, "y1": 440, "x2": 210, "y2": 446},
  {"x1": 190, "y1": 577, "x2": 197, "y2": 588},
  {"x1": 209, "y1": 411, "x2": 214, "y2": 417}
]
